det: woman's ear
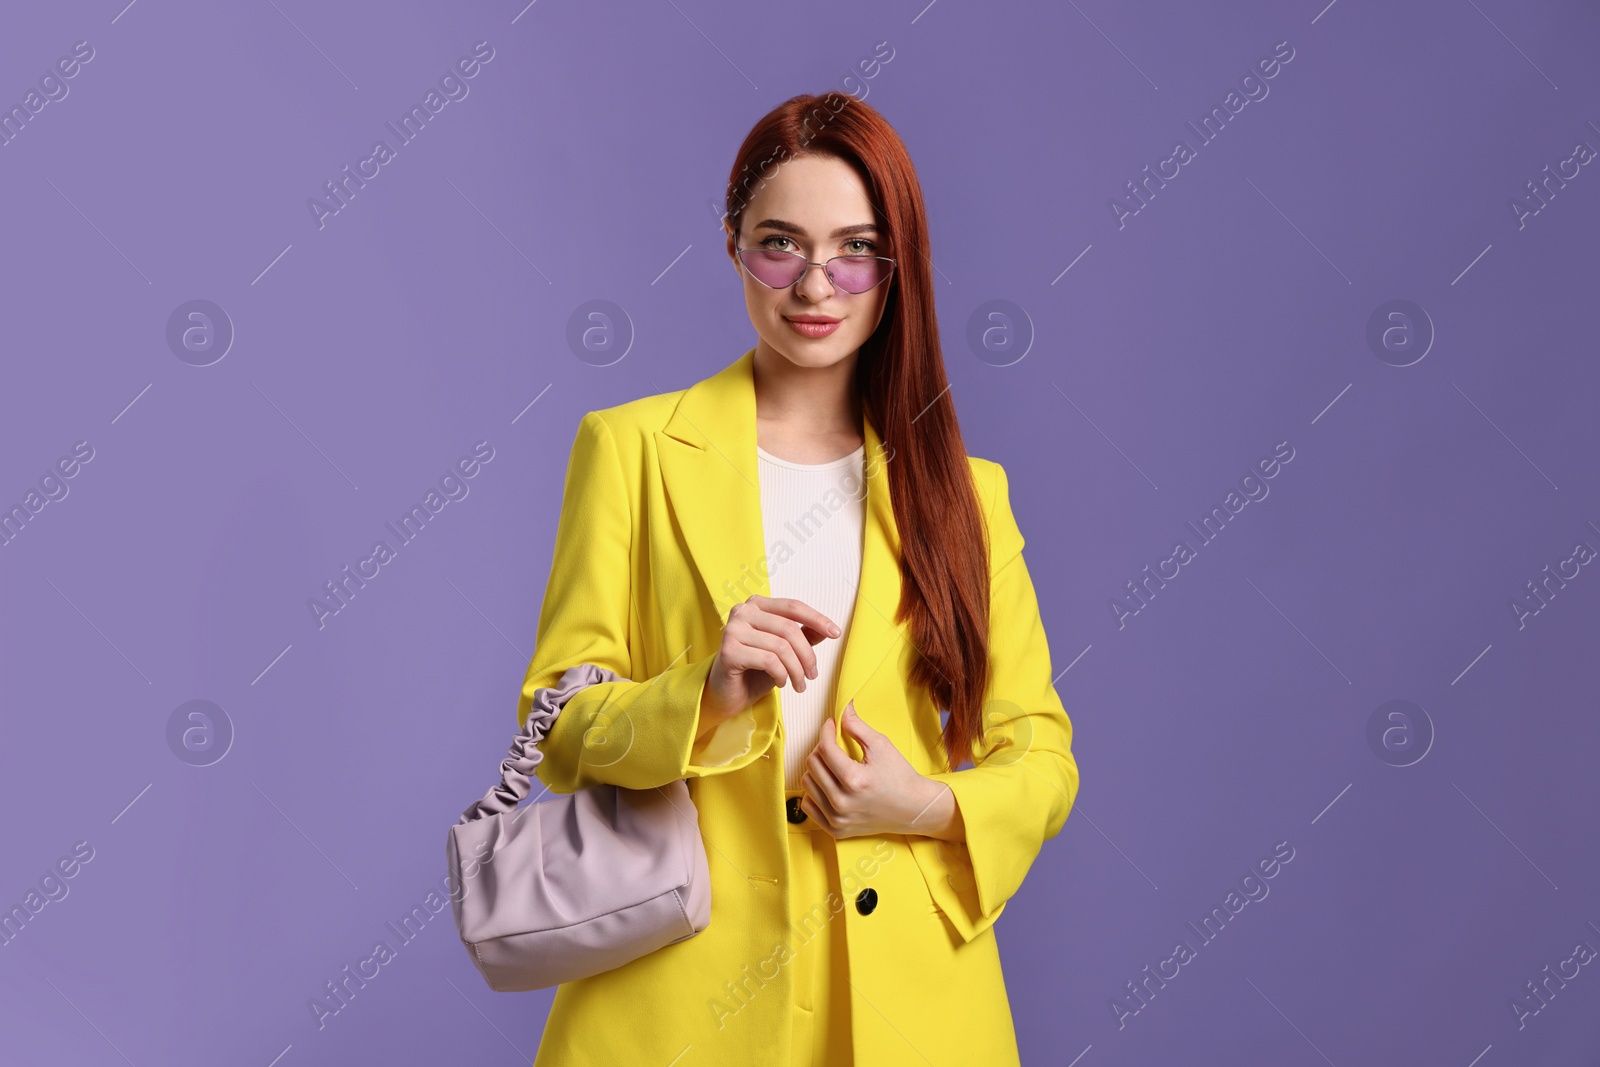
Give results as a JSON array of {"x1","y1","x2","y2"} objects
[{"x1": 724, "y1": 223, "x2": 744, "y2": 277}]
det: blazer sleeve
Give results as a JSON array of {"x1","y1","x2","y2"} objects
[
  {"x1": 909, "y1": 460, "x2": 1080, "y2": 944},
  {"x1": 516, "y1": 410, "x2": 774, "y2": 794}
]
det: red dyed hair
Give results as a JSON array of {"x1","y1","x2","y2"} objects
[{"x1": 722, "y1": 92, "x2": 990, "y2": 773}]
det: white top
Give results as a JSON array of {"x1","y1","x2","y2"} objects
[{"x1": 755, "y1": 442, "x2": 866, "y2": 791}]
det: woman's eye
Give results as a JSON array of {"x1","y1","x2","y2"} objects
[
  {"x1": 845, "y1": 239, "x2": 875, "y2": 255},
  {"x1": 762, "y1": 236, "x2": 793, "y2": 252}
]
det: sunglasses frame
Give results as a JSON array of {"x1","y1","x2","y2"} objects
[{"x1": 734, "y1": 244, "x2": 897, "y2": 296}]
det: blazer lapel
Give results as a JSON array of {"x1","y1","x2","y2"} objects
[
  {"x1": 655, "y1": 348, "x2": 905, "y2": 722},
  {"x1": 836, "y1": 410, "x2": 904, "y2": 714}
]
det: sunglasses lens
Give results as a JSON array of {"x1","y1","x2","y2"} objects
[
  {"x1": 828, "y1": 256, "x2": 892, "y2": 294},
  {"x1": 740, "y1": 250, "x2": 806, "y2": 288},
  {"x1": 739, "y1": 250, "x2": 893, "y2": 293}
]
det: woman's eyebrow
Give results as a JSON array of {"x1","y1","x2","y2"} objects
[{"x1": 752, "y1": 219, "x2": 879, "y2": 238}]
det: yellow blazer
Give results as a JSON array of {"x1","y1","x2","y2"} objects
[{"x1": 518, "y1": 347, "x2": 1079, "y2": 1066}]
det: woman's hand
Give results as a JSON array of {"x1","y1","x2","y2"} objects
[
  {"x1": 698, "y1": 594, "x2": 840, "y2": 728},
  {"x1": 799, "y1": 702, "x2": 965, "y2": 842}
]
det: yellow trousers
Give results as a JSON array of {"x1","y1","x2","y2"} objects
[{"x1": 785, "y1": 790, "x2": 854, "y2": 1067}]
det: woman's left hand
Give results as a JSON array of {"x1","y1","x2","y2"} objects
[{"x1": 799, "y1": 701, "x2": 955, "y2": 840}]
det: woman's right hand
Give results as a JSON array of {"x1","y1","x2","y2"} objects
[{"x1": 699, "y1": 594, "x2": 841, "y2": 726}]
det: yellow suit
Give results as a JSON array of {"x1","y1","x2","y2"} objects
[{"x1": 519, "y1": 347, "x2": 1079, "y2": 1066}]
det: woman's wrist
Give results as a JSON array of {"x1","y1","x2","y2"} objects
[
  {"x1": 903, "y1": 776, "x2": 966, "y2": 842},
  {"x1": 695, "y1": 685, "x2": 741, "y2": 744}
]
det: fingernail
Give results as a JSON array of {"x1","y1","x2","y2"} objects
[{"x1": 830, "y1": 624, "x2": 841, "y2": 637}]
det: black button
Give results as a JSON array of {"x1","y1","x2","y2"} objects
[
  {"x1": 786, "y1": 796, "x2": 807, "y2": 823},
  {"x1": 855, "y1": 888, "x2": 878, "y2": 915}
]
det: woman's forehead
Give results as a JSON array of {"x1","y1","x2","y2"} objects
[{"x1": 742, "y1": 156, "x2": 876, "y2": 228}]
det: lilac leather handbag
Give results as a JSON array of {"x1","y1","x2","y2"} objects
[{"x1": 446, "y1": 663, "x2": 712, "y2": 992}]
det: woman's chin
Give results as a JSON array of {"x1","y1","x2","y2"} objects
[{"x1": 764, "y1": 333, "x2": 859, "y2": 371}]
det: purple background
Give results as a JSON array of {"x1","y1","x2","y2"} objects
[{"x1": 3, "y1": 0, "x2": 1598, "y2": 1064}]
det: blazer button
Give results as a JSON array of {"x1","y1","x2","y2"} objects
[
  {"x1": 855, "y1": 888, "x2": 878, "y2": 915},
  {"x1": 786, "y1": 796, "x2": 807, "y2": 824}
]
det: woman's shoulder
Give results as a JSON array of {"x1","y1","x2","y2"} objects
[
  {"x1": 582, "y1": 350, "x2": 748, "y2": 448},
  {"x1": 570, "y1": 385, "x2": 689, "y2": 464},
  {"x1": 964, "y1": 454, "x2": 1006, "y2": 516},
  {"x1": 583, "y1": 389, "x2": 684, "y2": 437},
  {"x1": 964, "y1": 454, "x2": 1025, "y2": 565}
]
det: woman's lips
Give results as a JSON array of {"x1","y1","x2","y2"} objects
[{"x1": 786, "y1": 317, "x2": 841, "y2": 338}]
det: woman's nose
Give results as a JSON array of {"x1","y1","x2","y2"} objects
[{"x1": 793, "y1": 260, "x2": 838, "y2": 300}]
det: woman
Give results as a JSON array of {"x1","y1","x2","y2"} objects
[{"x1": 518, "y1": 92, "x2": 1079, "y2": 1066}]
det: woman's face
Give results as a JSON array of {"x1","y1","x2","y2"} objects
[{"x1": 724, "y1": 153, "x2": 892, "y2": 372}]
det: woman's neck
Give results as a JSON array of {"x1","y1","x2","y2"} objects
[{"x1": 752, "y1": 343, "x2": 864, "y2": 464}]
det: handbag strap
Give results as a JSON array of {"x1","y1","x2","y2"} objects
[{"x1": 458, "y1": 662, "x2": 626, "y2": 824}]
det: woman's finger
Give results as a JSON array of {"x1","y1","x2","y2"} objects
[
  {"x1": 804, "y1": 748, "x2": 847, "y2": 808},
  {"x1": 744, "y1": 609, "x2": 819, "y2": 680},
  {"x1": 750, "y1": 594, "x2": 840, "y2": 642},
  {"x1": 719, "y1": 637, "x2": 790, "y2": 691},
  {"x1": 810, "y1": 721, "x2": 863, "y2": 783},
  {"x1": 799, "y1": 789, "x2": 839, "y2": 833},
  {"x1": 729, "y1": 624, "x2": 809, "y2": 693}
]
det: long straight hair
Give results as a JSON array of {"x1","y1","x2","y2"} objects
[{"x1": 723, "y1": 92, "x2": 990, "y2": 773}]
